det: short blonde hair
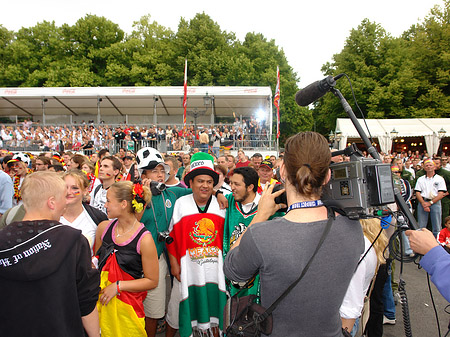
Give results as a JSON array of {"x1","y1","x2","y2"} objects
[
  {"x1": 63, "y1": 169, "x2": 89, "y2": 190},
  {"x1": 21, "y1": 171, "x2": 66, "y2": 212}
]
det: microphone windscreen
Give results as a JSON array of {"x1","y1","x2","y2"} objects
[{"x1": 295, "y1": 81, "x2": 325, "y2": 107}]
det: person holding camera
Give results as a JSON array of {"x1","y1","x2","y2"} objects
[
  {"x1": 135, "y1": 147, "x2": 193, "y2": 337},
  {"x1": 224, "y1": 132, "x2": 364, "y2": 337}
]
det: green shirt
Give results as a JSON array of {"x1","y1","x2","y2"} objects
[
  {"x1": 400, "y1": 169, "x2": 414, "y2": 188},
  {"x1": 140, "y1": 187, "x2": 191, "y2": 257},
  {"x1": 176, "y1": 166, "x2": 185, "y2": 180},
  {"x1": 223, "y1": 193, "x2": 284, "y2": 299}
]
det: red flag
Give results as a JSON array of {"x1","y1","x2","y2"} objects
[
  {"x1": 274, "y1": 66, "x2": 280, "y2": 139},
  {"x1": 183, "y1": 59, "x2": 188, "y2": 136}
]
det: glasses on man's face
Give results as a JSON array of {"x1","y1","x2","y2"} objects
[{"x1": 151, "y1": 169, "x2": 166, "y2": 175}]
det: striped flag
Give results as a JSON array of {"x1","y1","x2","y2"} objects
[
  {"x1": 274, "y1": 66, "x2": 281, "y2": 139},
  {"x1": 183, "y1": 59, "x2": 188, "y2": 135}
]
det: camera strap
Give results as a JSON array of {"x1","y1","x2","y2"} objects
[
  {"x1": 257, "y1": 206, "x2": 335, "y2": 322},
  {"x1": 149, "y1": 194, "x2": 169, "y2": 234}
]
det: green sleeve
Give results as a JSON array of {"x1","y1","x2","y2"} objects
[
  {"x1": 176, "y1": 167, "x2": 185, "y2": 180},
  {"x1": 401, "y1": 170, "x2": 414, "y2": 189},
  {"x1": 413, "y1": 169, "x2": 425, "y2": 188},
  {"x1": 168, "y1": 186, "x2": 192, "y2": 199}
]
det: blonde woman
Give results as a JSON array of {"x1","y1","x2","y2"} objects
[
  {"x1": 340, "y1": 218, "x2": 388, "y2": 336},
  {"x1": 60, "y1": 170, "x2": 107, "y2": 254},
  {"x1": 94, "y1": 181, "x2": 158, "y2": 337}
]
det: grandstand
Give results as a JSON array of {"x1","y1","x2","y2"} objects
[
  {"x1": 0, "y1": 86, "x2": 273, "y2": 126},
  {"x1": 0, "y1": 86, "x2": 278, "y2": 156}
]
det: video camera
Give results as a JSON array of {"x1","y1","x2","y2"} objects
[{"x1": 322, "y1": 144, "x2": 395, "y2": 219}]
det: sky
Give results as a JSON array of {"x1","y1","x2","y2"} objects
[{"x1": 0, "y1": 0, "x2": 443, "y2": 88}]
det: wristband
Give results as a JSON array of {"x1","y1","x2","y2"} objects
[
  {"x1": 116, "y1": 281, "x2": 121, "y2": 296},
  {"x1": 215, "y1": 190, "x2": 223, "y2": 197}
]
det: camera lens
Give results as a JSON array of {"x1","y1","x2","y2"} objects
[{"x1": 157, "y1": 231, "x2": 173, "y2": 244}]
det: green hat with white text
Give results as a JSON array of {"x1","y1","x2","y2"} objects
[{"x1": 184, "y1": 152, "x2": 219, "y2": 187}]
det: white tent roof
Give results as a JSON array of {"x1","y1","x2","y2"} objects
[
  {"x1": 335, "y1": 118, "x2": 450, "y2": 155},
  {"x1": 336, "y1": 118, "x2": 450, "y2": 138},
  {"x1": 0, "y1": 86, "x2": 272, "y2": 118}
]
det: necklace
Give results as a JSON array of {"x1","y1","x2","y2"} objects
[
  {"x1": 116, "y1": 219, "x2": 137, "y2": 237},
  {"x1": 286, "y1": 200, "x2": 324, "y2": 213}
]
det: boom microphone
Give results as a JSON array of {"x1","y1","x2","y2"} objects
[{"x1": 295, "y1": 74, "x2": 344, "y2": 106}]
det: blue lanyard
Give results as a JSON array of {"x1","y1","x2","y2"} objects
[{"x1": 286, "y1": 200, "x2": 324, "y2": 213}]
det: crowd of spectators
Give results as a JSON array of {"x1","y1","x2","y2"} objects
[
  {"x1": 0, "y1": 116, "x2": 272, "y2": 153},
  {"x1": 2, "y1": 137, "x2": 450, "y2": 336}
]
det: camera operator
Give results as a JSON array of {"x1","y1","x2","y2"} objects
[{"x1": 224, "y1": 131, "x2": 364, "y2": 336}]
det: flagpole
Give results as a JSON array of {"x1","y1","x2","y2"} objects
[
  {"x1": 183, "y1": 59, "x2": 187, "y2": 149},
  {"x1": 274, "y1": 66, "x2": 281, "y2": 154}
]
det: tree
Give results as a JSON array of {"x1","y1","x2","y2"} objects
[
  {"x1": 171, "y1": 13, "x2": 236, "y2": 86},
  {"x1": 403, "y1": 1, "x2": 450, "y2": 117},
  {"x1": 313, "y1": 1, "x2": 450, "y2": 135},
  {"x1": 66, "y1": 15, "x2": 125, "y2": 85},
  {"x1": 103, "y1": 15, "x2": 176, "y2": 86},
  {"x1": 313, "y1": 20, "x2": 391, "y2": 134},
  {"x1": 0, "y1": 12, "x2": 304, "y2": 144}
]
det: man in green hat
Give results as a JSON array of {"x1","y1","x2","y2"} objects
[{"x1": 165, "y1": 152, "x2": 226, "y2": 337}]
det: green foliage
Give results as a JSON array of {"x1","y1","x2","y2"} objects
[
  {"x1": 0, "y1": 12, "x2": 303, "y2": 144},
  {"x1": 3, "y1": 3, "x2": 450, "y2": 142},
  {"x1": 314, "y1": 1, "x2": 450, "y2": 135}
]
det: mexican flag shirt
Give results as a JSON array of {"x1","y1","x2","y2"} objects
[{"x1": 168, "y1": 194, "x2": 226, "y2": 337}]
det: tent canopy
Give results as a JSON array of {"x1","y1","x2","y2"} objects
[
  {"x1": 0, "y1": 86, "x2": 272, "y2": 122},
  {"x1": 335, "y1": 118, "x2": 450, "y2": 155}
]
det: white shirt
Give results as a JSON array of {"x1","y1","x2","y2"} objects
[
  {"x1": 241, "y1": 193, "x2": 261, "y2": 213},
  {"x1": 340, "y1": 236, "x2": 378, "y2": 319},
  {"x1": 90, "y1": 185, "x2": 108, "y2": 215},
  {"x1": 414, "y1": 174, "x2": 447, "y2": 200},
  {"x1": 219, "y1": 182, "x2": 232, "y2": 196},
  {"x1": 60, "y1": 207, "x2": 97, "y2": 255}
]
